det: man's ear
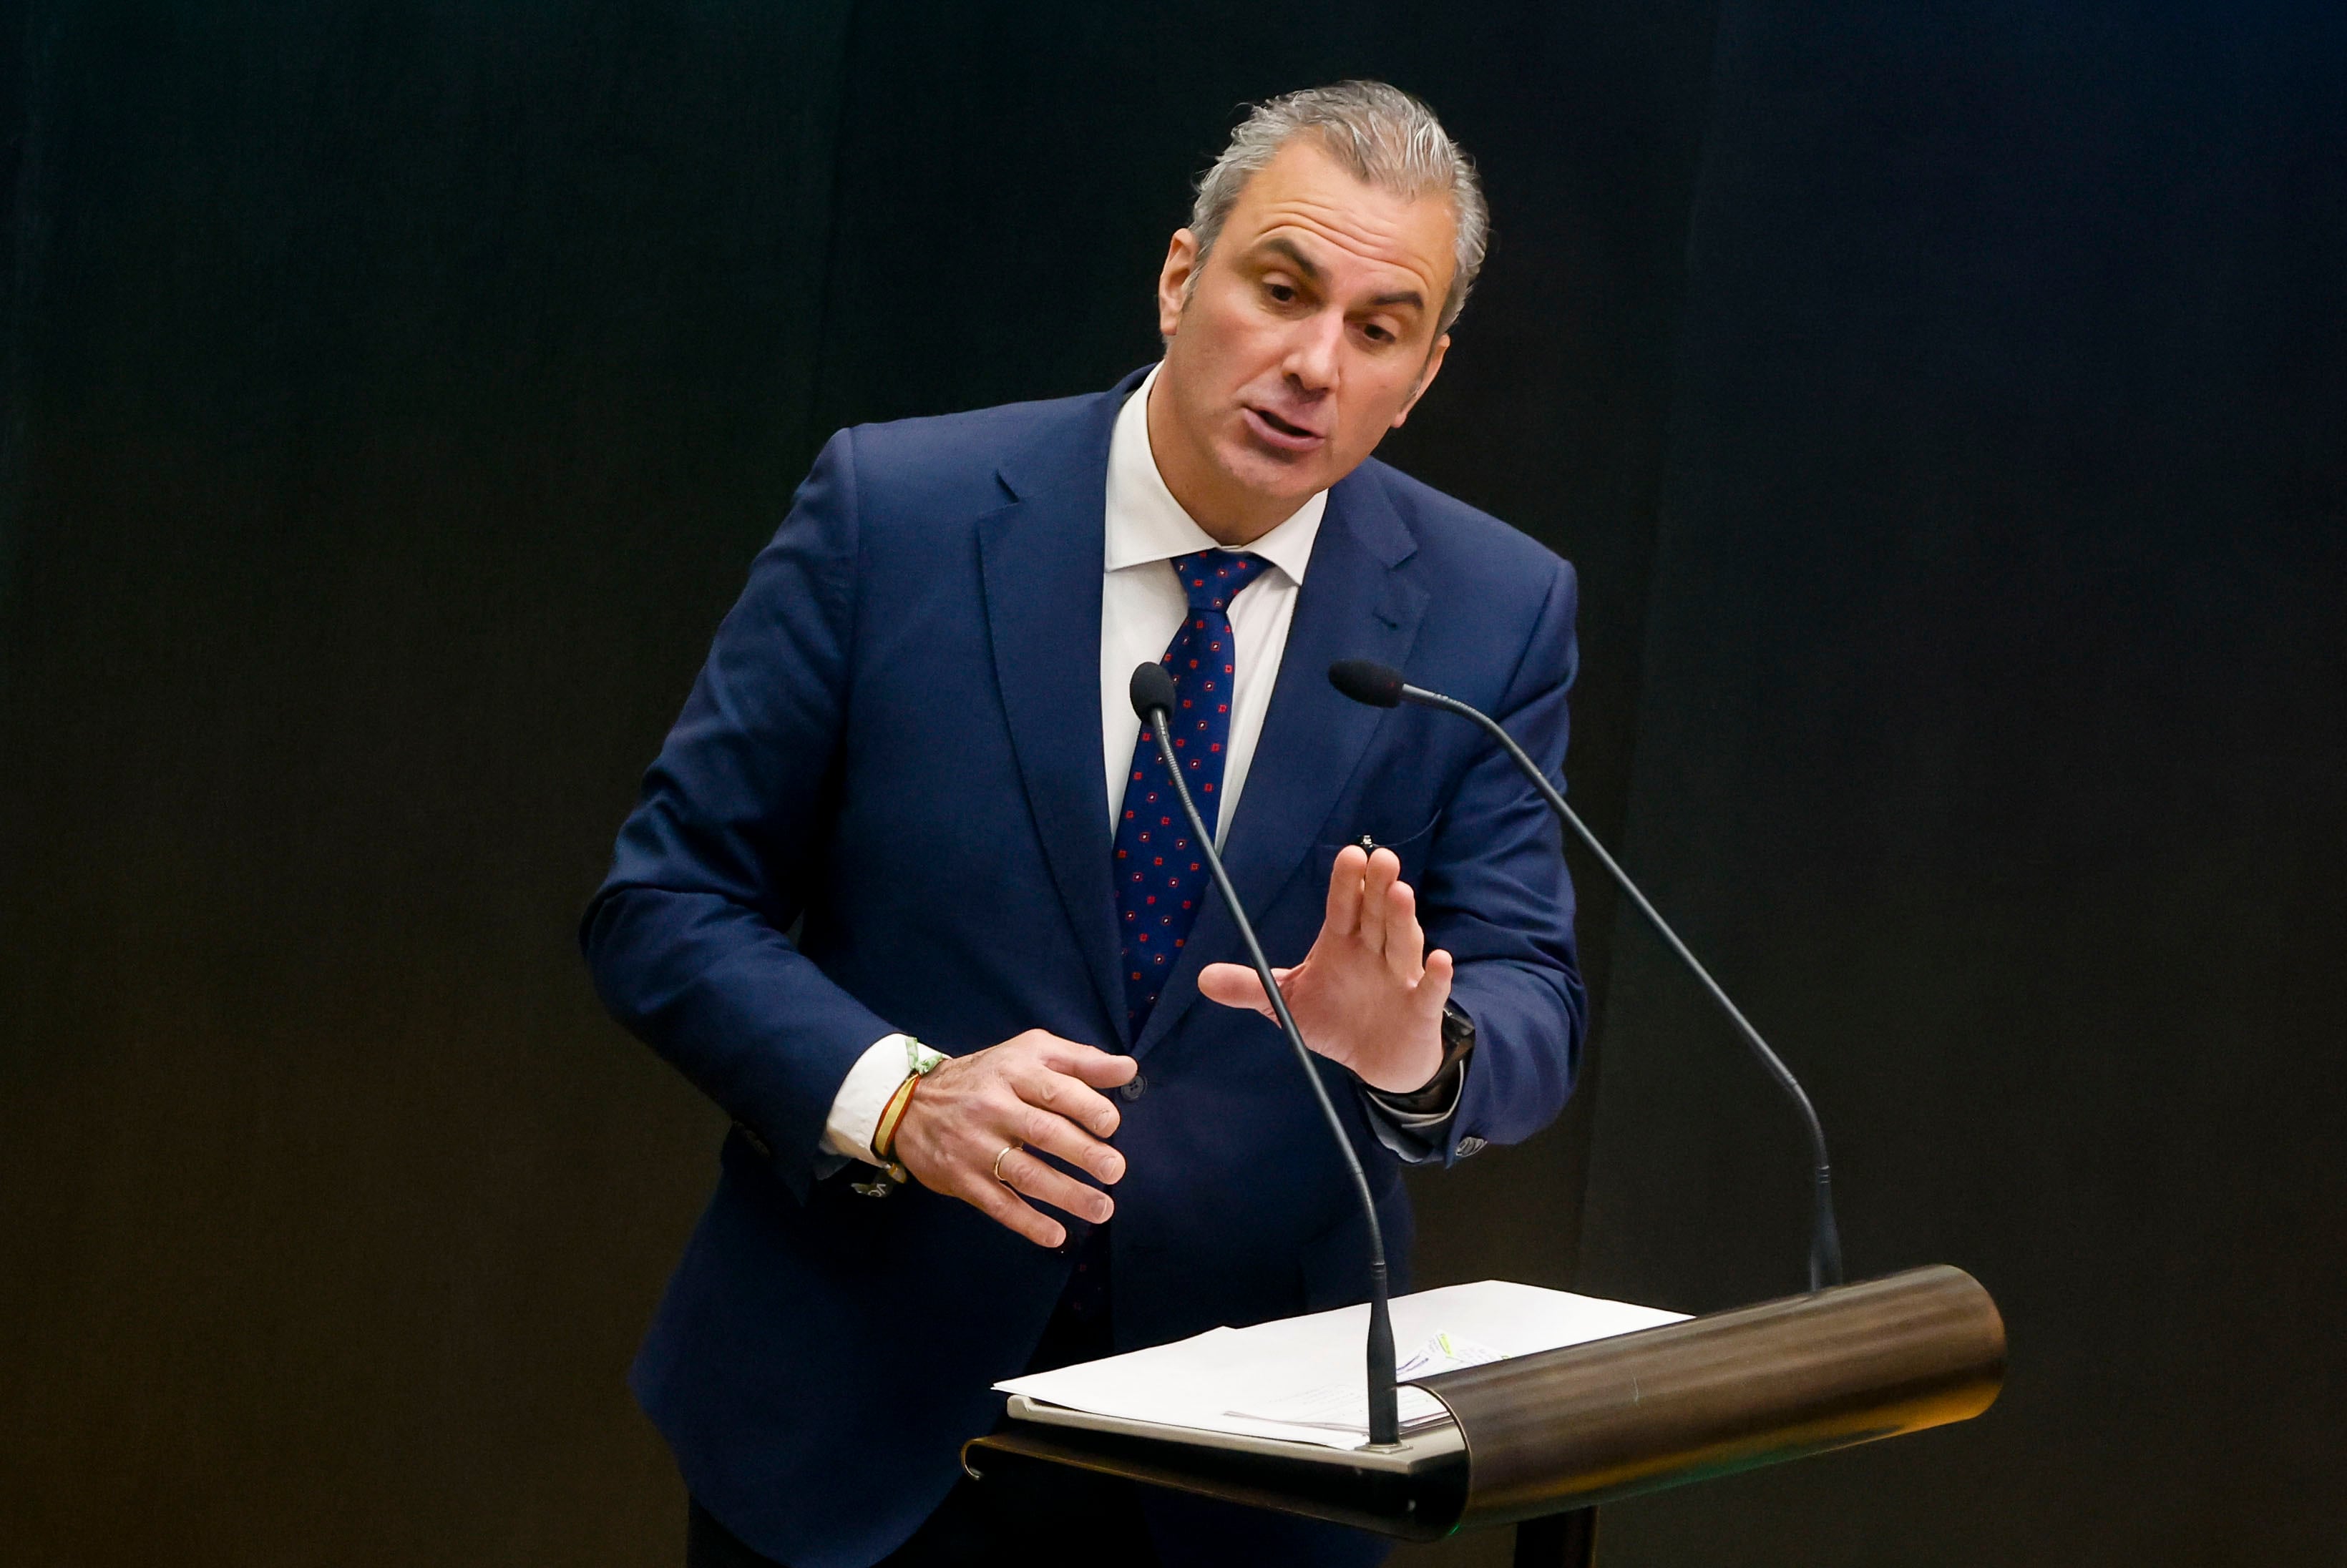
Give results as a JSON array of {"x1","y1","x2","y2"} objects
[
  {"x1": 1157, "y1": 230, "x2": 1201, "y2": 340},
  {"x1": 1392, "y1": 333, "x2": 1453, "y2": 428}
]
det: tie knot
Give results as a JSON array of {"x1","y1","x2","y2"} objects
[{"x1": 1171, "y1": 550, "x2": 1269, "y2": 613}]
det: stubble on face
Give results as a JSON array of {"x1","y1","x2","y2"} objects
[{"x1": 1148, "y1": 137, "x2": 1458, "y2": 545}]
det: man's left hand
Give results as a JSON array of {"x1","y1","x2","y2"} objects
[{"x1": 1197, "y1": 845, "x2": 1450, "y2": 1093}]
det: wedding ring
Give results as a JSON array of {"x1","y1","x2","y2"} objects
[{"x1": 992, "y1": 1145, "x2": 1019, "y2": 1185}]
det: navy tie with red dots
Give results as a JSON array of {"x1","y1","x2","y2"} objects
[{"x1": 1114, "y1": 549, "x2": 1271, "y2": 1034}]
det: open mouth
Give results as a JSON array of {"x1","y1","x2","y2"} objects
[{"x1": 1244, "y1": 405, "x2": 1324, "y2": 449}]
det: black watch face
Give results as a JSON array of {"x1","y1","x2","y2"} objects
[{"x1": 1438, "y1": 1006, "x2": 1475, "y2": 1072}]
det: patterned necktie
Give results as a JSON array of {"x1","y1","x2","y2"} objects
[{"x1": 1113, "y1": 549, "x2": 1272, "y2": 1034}]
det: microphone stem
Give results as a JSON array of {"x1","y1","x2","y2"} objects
[
  {"x1": 1408, "y1": 687, "x2": 1845, "y2": 1292},
  {"x1": 1146, "y1": 710, "x2": 1403, "y2": 1445}
]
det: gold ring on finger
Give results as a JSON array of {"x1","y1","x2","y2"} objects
[{"x1": 992, "y1": 1145, "x2": 1019, "y2": 1185}]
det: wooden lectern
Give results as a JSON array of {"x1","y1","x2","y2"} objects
[{"x1": 964, "y1": 1265, "x2": 2004, "y2": 1564}]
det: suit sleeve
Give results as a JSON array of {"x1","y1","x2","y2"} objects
[
  {"x1": 1412, "y1": 557, "x2": 1587, "y2": 1164},
  {"x1": 579, "y1": 428, "x2": 895, "y2": 1202}
]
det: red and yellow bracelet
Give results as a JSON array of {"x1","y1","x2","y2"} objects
[
  {"x1": 849, "y1": 1038, "x2": 947, "y2": 1198},
  {"x1": 870, "y1": 1070, "x2": 923, "y2": 1168}
]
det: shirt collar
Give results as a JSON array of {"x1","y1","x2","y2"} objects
[{"x1": 1103, "y1": 362, "x2": 1325, "y2": 584}]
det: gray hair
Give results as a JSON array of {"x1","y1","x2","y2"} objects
[{"x1": 1188, "y1": 81, "x2": 1489, "y2": 334}]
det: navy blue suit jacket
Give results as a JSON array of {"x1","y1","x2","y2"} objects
[{"x1": 582, "y1": 370, "x2": 1586, "y2": 1568}]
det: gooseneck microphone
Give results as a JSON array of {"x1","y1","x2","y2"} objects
[
  {"x1": 1327, "y1": 658, "x2": 1845, "y2": 1293},
  {"x1": 1128, "y1": 662, "x2": 1403, "y2": 1446}
]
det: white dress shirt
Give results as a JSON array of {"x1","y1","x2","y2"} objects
[
  {"x1": 817, "y1": 367, "x2": 1455, "y2": 1168},
  {"x1": 819, "y1": 367, "x2": 1319, "y2": 1164},
  {"x1": 1093, "y1": 365, "x2": 1325, "y2": 848}
]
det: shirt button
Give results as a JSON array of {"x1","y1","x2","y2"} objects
[{"x1": 1119, "y1": 1074, "x2": 1149, "y2": 1102}]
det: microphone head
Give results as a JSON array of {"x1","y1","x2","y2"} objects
[
  {"x1": 1328, "y1": 658, "x2": 1405, "y2": 709},
  {"x1": 1129, "y1": 660, "x2": 1179, "y2": 720}
]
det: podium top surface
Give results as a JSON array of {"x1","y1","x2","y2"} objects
[{"x1": 994, "y1": 1279, "x2": 1684, "y2": 1459}]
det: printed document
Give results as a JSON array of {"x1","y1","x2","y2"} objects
[{"x1": 995, "y1": 1279, "x2": 1684, "y2": 1452}]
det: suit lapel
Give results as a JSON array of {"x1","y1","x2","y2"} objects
[
  {"x1": 977, "y1": 384, "x2": 1135, "y2": 1048},
  {"x1": 1131, "y1": 466, "x2": 1428, "y2": 1059}
]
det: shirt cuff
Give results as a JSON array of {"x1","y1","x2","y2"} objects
[
  {"x1": 1359, "y1": 1064, "x2": 1465, "y2": 1165},
  {"x1": 821, "y1": 1033, "x2": 925, "y2": 1166},
  {"x1": 1363, "y1": 1066, "x2": 1464, "y2": 1128}
]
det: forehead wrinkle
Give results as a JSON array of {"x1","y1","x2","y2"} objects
[{"x1": 1241, "y1": 196, "x2": 1450, "y2": 306}]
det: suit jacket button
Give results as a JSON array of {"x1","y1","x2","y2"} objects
[{"x1": 1119, "y1": 1074, "x2": 1148, "y2": 1102}]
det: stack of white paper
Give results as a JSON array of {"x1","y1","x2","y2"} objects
[{"x1": 996, "y1": 1279, "x2": 1685, "y2": 1453}]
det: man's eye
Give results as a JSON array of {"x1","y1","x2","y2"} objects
[
  {"x1": 1265, "y1": 282, "x2": 1296, "y2": 303},
  {"x1": 1362, "y1": 323, "x2": 1393, "y2": 343}
]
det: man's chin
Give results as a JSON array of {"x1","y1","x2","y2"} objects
[
  {"x1": 1219, "y1": 431, "x2": 1331, "y2": 502},
  {"x1": 1219, "y1": 471, "x2": 1324, "y2": 524}
]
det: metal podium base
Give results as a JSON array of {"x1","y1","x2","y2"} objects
[{"x1": 1512, "y1": 1506, "x2": 1596, "y2": 1567}]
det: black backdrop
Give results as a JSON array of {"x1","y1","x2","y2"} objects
[{"x1": 1, "y1": 2, "x2": 2339, "y2": 1564}]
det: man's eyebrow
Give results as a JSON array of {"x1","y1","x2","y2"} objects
[
  {"x1": 1253, "y1": 236, "x2": 1324, "y2": 282},
  {"x1": 1251, "y1": 236, "x2": 1425, "y2": 313}
]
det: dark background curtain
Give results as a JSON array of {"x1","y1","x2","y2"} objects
[{"x1": 2, "y1": 2, "x2": 2338, "y2": 1563}]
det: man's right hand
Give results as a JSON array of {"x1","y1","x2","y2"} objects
[{"x1": 892, "y1": 1029, "x2": 1136, "y2": 1248}]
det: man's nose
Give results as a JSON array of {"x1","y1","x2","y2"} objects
[{"x1": 1281, "y1": 311, "x2": 1345, "y2": 393}]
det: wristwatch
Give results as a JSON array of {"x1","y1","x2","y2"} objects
[{"x1": 1374, "y1": 1000, "x2": 1476, "y2": 1117}]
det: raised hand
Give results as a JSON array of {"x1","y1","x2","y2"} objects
[
  {"x1": 892, "y1": 1029, "x2": 1136, "y2": 1248},
  {"x1": 1196, "y1": 845, "x2": 1450, "y2": 1093}
]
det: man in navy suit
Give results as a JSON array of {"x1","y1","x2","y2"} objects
[{"x1": 584, "y1": 82, "x2": 1586, "y2": 1568}]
